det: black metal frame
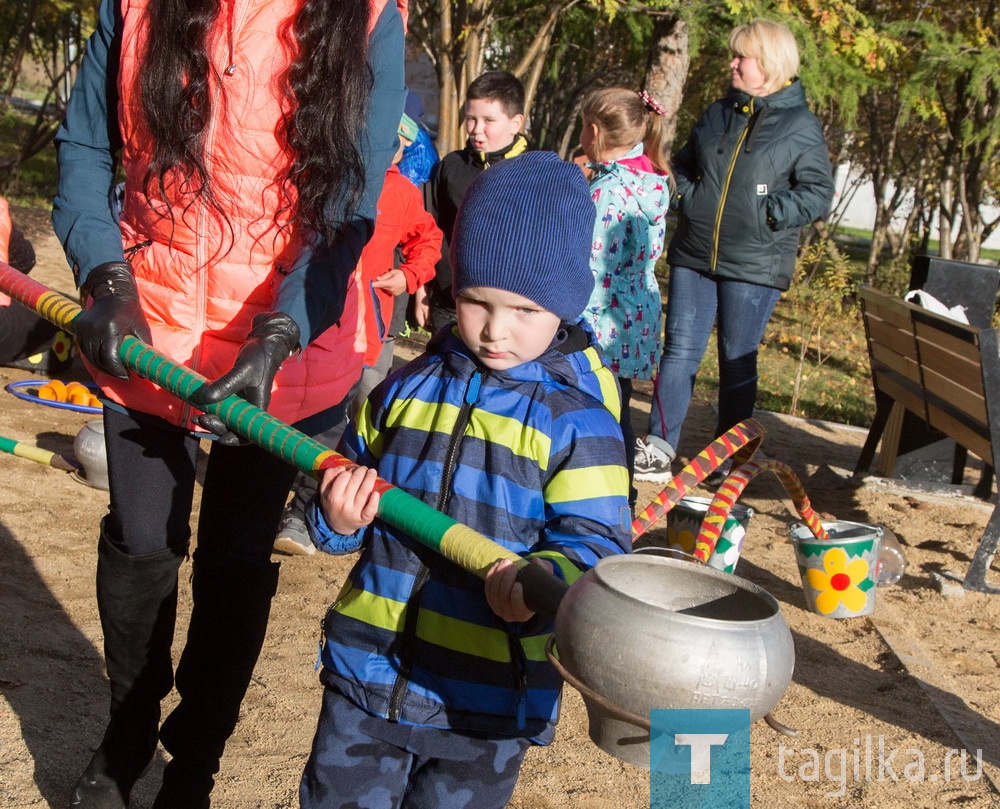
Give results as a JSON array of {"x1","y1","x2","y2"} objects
[{"x1": 962, "y1": 327, "x2": 1000, "y2": 593}]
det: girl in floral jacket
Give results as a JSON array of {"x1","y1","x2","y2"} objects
[{"x1": 580, "y1": 88, "x2": 672, "y2": 504}]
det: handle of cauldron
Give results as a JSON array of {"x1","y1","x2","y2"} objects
[{"x1": 0, "y1": 262, "x2": 570, "y2": 618}]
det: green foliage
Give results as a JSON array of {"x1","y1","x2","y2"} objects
[
  {"x1": 505, "y1": 3, "x2": 654, "y2": 152},
  {"x1": 0, "y1": 108, "x2": 58, "y2": 204},
  {"x1": 1, "y1": 0, "x2": 97, "y2": 191},
  {"x1": 904, "y1": 17, "x2": 1000, "y2": 147}
]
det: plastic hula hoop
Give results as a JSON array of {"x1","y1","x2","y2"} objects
[{"x1": 5, "y1": 379, "x2": 103, "y2": 415}]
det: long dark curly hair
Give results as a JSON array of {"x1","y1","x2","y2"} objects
[{"x1": 138, "y1": 0, "x2": 373, "y2": 243}]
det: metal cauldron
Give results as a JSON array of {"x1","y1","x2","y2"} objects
[
  {"x1": 73, "y1": 419, "x2": 109, "y2": 490},
  {"x1": 551, "y1": 554, "x2": 795, "y2": 768}
]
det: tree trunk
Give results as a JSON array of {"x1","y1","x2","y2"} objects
[
  {"x1": 513, "y1": 3, "x2": 567, "y2": 130},
  {"x1": 642, "y1": 14, "x2": 689, "y2": 157},
  {"x1": 867, "y1": 215, "x2": 892, "y2": 286},
  {"x1": 938, "y1": 163, "x2": 955, "y2": 260},
  {"x1": 557, "y1": 96, "x2": 586, "y2": 159},
  {"x1": 892, "y1": 156, "x2": 930, "y2": 261},
  {"x1": 2, "y1": 3, "x2": 38, "y2": 106},
  {"x1": 955, "y1": 165, "x2": 983, "y2": 263}
]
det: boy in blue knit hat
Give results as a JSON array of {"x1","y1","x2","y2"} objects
[{"x1": 299, "y1": 151, "x2": 632, "y2": 809}]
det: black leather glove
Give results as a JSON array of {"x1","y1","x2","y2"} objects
[
  {"x1": 193, "y1": 312, "x2": 300, "y2": 445},
  {"x1": 75, "y1": 261, "x2": 152, "y2": 379}
]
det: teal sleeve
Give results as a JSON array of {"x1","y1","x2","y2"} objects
[{"x1": 51, "y1": 0, "x2": 125, "y2": 286}]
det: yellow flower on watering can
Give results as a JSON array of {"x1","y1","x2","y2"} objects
[
  {"x1": 667, "y1": 526, "x2": 697, "y2": 555},
  {"x1": 805, "y1": 547, "x2": 870, "y2": 615}
]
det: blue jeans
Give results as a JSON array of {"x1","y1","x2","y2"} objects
[{"x1": 648, "y1": 266, "x2": 781, "y2": 455}]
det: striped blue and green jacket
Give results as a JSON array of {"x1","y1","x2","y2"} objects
[{"x1": 310, "y1": 322, "x2": 632, "y2": 743}]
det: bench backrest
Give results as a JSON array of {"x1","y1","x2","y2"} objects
[
  {"x1": 859, "y1": 285, "x2": 1000, "y2": 467},
  {"x1": 909, "y1": 256, "x2": 1000, "y2": 329}
]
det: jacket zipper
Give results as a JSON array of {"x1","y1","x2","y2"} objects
[
  {"x1": 710, "y1": 97, "x2": 754, "y2": 272},
  {"x1": 386, "y1": 368, "x2": 485, "y2": 722},
  {"x1": 184, "y1": 1, "x2": 239, "y2": 427},
  {"x1": 508, "y1": 634, "x2": 529, "y2": 730},
  {"x1": 123, "y1": 240, "x2": 152, "y2": 263}
]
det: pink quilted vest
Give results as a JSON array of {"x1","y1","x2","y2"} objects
[
  {"x1": 0, "y1": 198, "x2": 12, "y2": 307},
  {"x1": 90, "y1": 0, "x2": 395, "y2": 430}
]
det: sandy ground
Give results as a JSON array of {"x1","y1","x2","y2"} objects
[{"x1": 2, "y1": 207, "x2": 1000, "y2": 808}]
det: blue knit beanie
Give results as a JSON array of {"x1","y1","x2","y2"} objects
[{"x1": 450, "y1": 152, "x2": 596, "y2": 322}]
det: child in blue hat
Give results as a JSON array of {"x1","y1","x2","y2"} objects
[{"x1": 299, "y1": 152, "x2": 632, "y2": 809}]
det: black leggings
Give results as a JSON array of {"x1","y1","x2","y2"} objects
[
  {"x1": 618, "y1": 376, "x2": 637, "y2": 507},
  {"x1": 102, "y1": 406, "x2": 307, "y2": 562}
]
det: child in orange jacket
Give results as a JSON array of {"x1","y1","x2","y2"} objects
[
  {"x1": 274, "y1": 113, "x2": 442, "y2": 555},
  {"x1": 354, "y1": 113, "x2": 443, "y2": 411}
]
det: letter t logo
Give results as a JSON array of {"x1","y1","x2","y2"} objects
[
  {"x1": 650, "y1": 709, "x2": 750, "y2": 808},
  {"x1": 675, "y1": 733, "x2": 729, "y2": 784}
]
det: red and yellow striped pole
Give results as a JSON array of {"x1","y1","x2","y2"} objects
[
  {"x1": 690, "y1": 459, "x2": 829, "y2": 563},
  {"x1": 0, "y1": 262, "x2": 567, "y2": 615},
  {"x1": 631, "y1": 419, "x2": 766, "y2": 541}
]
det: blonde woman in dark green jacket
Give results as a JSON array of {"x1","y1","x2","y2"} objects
[{"x1": 635, "y1": 18, "x2": 835, "y2": 484}]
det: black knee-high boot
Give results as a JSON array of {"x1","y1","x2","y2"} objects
[
  {"x1": 153, "y1": 557, "x2": 280, "y2": 809},
  {"x1": 71, "y1": 526, "x2": 184, "y2": 809}
]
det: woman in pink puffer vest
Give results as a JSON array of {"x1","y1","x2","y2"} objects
[{"x1": 52, "y1": 0, "x2": 406, "y2": 806}]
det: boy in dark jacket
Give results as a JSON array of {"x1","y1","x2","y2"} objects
[
  {"x1": 422, "y1": 70, "x2": 530, "y2": 332},
  {"x1": 299, "y1": 152, "x2": 632, "y2": 809}
]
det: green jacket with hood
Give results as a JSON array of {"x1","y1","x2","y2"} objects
[{"x1": 667, "y1": 78, "x2": 834, "y2": 290}]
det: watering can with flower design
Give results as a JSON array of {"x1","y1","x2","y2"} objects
[{"x1": 791, "y1": 521, "x2": 882, "y2": 618}]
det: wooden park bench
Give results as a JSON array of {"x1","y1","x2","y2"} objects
[{"x1": 855, "y1": 285, "x2": 1000, "y2": 593}]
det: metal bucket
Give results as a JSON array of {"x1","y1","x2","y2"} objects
[
  {"x1": 663, "y1": 495, "x2": 754, "y2": 574},
  {"x1": 790, "y1": 521, "x2": 882, "y2": 619},
  {"x1": 552, "y1": 554, "x2": 795, "y2": 768}
]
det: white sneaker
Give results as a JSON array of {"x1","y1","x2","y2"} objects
[
  {"x1": 273, "y1": 513, "x2": 315, "y2": 556},
  {"x1": 634, "y1": 436, "x2": 673, "y2": 484}
]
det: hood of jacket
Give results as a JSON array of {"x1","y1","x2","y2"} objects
[
  {"x1": 726, "y1": 76, "x2": 807, "y2": 111},
  {"x1": 588, "y1": 143, "x2": 671, "y2": 228},
  {"x1": 712, "y1": 78, "x2": 808, "y2": 158}
]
